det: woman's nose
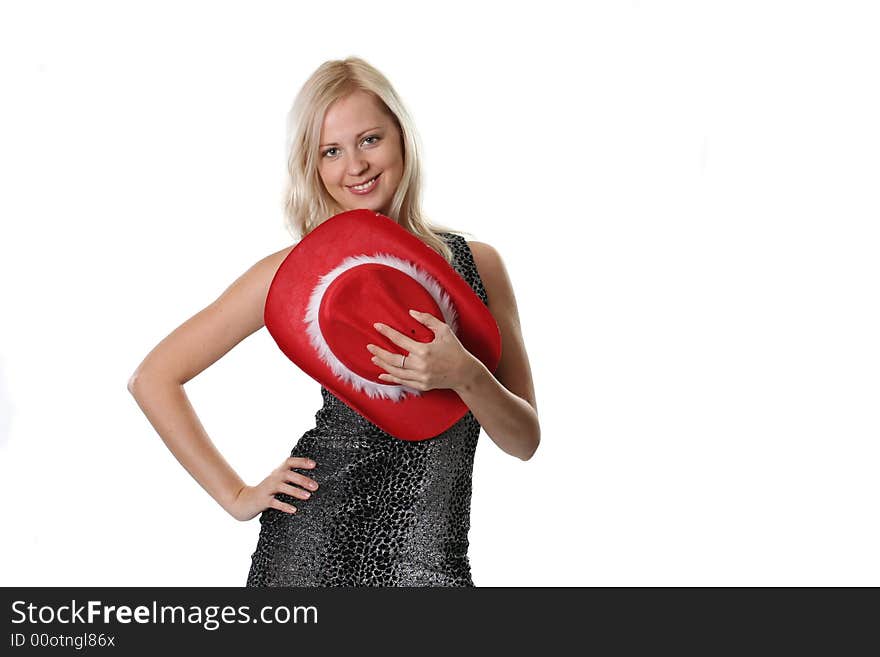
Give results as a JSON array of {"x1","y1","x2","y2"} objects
[{"x1": 347, "y1": 154, "x2": 369, "y2": 174}]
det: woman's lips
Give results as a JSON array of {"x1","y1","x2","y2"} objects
[{"x1": 347, "y1": 173, "x2": 381, "y2": 195}]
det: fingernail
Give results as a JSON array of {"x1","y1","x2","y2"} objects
[{"x1": 373, "y1": 322, "x2": 382, "y2": 329}]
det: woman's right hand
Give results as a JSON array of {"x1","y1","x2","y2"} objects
[{"x1": 227, "y1": 456, "x2": 319, "y2": 521}]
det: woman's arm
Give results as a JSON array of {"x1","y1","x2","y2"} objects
[
  {"x1": 127, "y1": 245, "x2": 294, "y2": 515},
  {"x1": 456, "y1": 241, "x2": 540, "y2": 461}
]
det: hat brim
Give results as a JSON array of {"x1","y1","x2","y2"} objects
[{"x1": 264, "y1": 209, "x2": 502, "y2": 441}]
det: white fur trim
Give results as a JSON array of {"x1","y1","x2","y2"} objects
[{"x1": 302, "y1": 253, "x2": 459, "y2": 402}]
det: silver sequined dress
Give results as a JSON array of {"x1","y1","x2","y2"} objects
[{"x1": 246, "y1": 233, "x2": 488, "y2": 587}]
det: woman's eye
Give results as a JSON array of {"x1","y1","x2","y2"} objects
[{"x1": 322, "y1": 136, "x2": 378, "y2": 158}]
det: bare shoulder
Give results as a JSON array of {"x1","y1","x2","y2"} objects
[
  {"x1": 465, "y1": 240, "x2": 515, "y2": 313},
  {"x1": 252, "y1": 243, "x2": 297, "y2": 300},
  {"x1": 466, "y1": 240, "x2": 500, "y2": 263},
  {"x1": 130, "y1": 243, "x2": 296, "y2": 386},
  {"x1": 231, "y1": 242, "x2": 298, "y2": 326},
  {"x1": 216, "y1": 243, "x2": 296, "y2": 327}
]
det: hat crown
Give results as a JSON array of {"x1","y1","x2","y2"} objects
[
  {"x1": 303, "y1": 251, "x2": 459, "y2": 403},
  {"x1": 321, "y1": 263, "x2": 440, "y2": 378}
]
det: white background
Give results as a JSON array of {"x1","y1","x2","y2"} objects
[{"x1": 1, "y1": 0, "x2": 878, "y2": 586}]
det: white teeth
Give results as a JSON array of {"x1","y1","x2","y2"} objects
[{"x1": 351, "y1": 175, "x2": 377, "y2": 191}]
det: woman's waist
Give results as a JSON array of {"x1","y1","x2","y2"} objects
[{"x1": 281, "y1": 438, "x2": 475, "y2": 514}]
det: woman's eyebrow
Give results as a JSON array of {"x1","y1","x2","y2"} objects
[{"x1": 320, "y1": 126, "x2": 383, "y2": 148}]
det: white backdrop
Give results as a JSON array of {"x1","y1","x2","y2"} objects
[{"x1": 1, "y1": 0, "x2": 878, "y2": 587}]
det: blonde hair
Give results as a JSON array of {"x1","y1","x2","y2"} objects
[{"x1": 282, "y1": 56, "x2": 469, "y2": 264}]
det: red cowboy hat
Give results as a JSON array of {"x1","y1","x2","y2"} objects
[{"x1": 263, "y1": 208, "x2": 502, "y2": 441}]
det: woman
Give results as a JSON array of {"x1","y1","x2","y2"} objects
[{"x1": 128, "y1": 56, "x2": 540, "y2": 586}]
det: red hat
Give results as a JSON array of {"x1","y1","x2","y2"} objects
[{"x1": 264, "y1": 208, "x2": 502, "y2": 441}]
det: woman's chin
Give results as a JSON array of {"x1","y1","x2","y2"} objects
[{"x1": 334, "y1": 196, "x2": 390, "y2": 217}]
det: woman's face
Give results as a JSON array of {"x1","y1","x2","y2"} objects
[{"x1": 317, "y1": 90, "x2": 404, "y2": 218}]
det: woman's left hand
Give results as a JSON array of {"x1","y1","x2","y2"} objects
[{"x1": 367, "y1": 309, "x2": 480, "y2": 393}]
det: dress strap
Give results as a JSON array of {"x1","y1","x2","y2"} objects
[{"x1": 441, "y1": 233, "x2": 490, "y2": 308}]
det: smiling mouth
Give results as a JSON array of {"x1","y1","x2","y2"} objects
[{"x1": 347, "y1": 173, "x2": 381, "y2": 191}]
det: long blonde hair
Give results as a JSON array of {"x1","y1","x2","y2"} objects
[{"x1": 282, "y1": 56, "x2": 469, "y2": 263}]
